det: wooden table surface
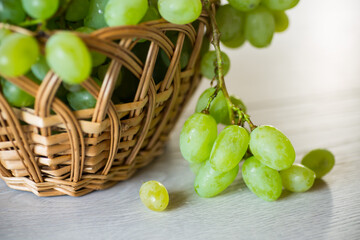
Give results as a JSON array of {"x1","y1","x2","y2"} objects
[{"x1": 1, "y1": 0, "x2": 359, "y2": 239}]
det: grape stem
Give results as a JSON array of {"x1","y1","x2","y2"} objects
[{"x1": 203, "y1": 0, "x2": 257, "y2": 131}]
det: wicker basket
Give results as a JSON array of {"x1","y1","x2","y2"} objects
[{"x1": 0, "y1": 13, "x2": 210, "y2": 196}]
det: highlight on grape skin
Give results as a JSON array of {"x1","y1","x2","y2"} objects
[{"x1": 139, "y1": 181, "x2": 169, "y2": 212}]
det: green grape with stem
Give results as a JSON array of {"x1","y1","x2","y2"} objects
[
  {"x1": 242, "y1": 156, "x2": 282, "y2": 201},
  {"x1": 84, "y1": 0, "x2": 109, "y2": 29},
  {"x1": 105, "y1": 0, "x2": 148, "y2": 26},
  {"x1": 280, "y1": 164, "x2": 316, "y2": 192},
  {"x1": 65, "y1": 0, "x2": 90, "y2": 22},
  {"x1": 21, "y1": 0, "x2": 59, "y2": 20},
  {"x1": 195, "y1": 160, "x2": 239, "y2": 198},
  {"x1": 195, "y1": 88, "x2": 230, "y2": 124},
  {"x1": 158, "y1": 0, "x2": 202, "y2": 25},
  {"x1": 0, "y1": 33, "x2": 39, "y2": 77},
  {"x1": 46, "y1": 32, "x2": 92, "y2": 85},
  {"x1": 139, "y1": 180, "x2": 169, "y2": 211},
  {"x1": 76, "y1": 27, "x2": 107, "y2": 67},
  {"x1": 301, "y1": 149, "x2": 335, "y2": 178},
  {"x1": 200, "y1": 51, "x2": 230, "y2": 80},
  {"x1": 245, "y1": 6, "x2": 275, "y2": 48},
  {"x1": 0, "y1": 0, "x2": 26, "y2": 24},
  {"x1": 250, "y1": 125, "x2": 296, "y2": 171},
  {"x1": 228, "y1": 0, "x2": 262, "y2": 12},
  {"x1": 210, "y1": 125, "x2": 249, "y2": 172},
  {"x1": 180, "y1": 113, "x2": 217, "y2": 164},
  {"x1": 196, "y1": 88, "x2": 246, "y2": 125},
  {"x1": 215, "y1": 4, "x2": 245, "y2": 42}
]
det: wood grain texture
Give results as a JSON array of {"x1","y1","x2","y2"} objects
[{"x1": 0, "y1": 0, "x2": 359, "y2": 239}]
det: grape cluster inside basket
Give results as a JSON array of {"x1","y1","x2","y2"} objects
[{"x1": 0, "y1": 14, "x2": 210, "y2": 196}]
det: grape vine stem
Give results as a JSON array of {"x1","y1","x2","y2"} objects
[{"x1": 203, "y1": 0, "x2": 256, "y2": 130}]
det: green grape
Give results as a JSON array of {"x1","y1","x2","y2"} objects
[
  {"x1": 1, "y1": 77, "x2": 35, "y2": 107},
  {"x1": 21, "y1": 0, "x2": 59, "y2": 20},
  {"x1": 228, "y1": 0, "x2": 261, "y2": 12},
  {"x1": 67, "y1": 89, "x2": 97, "y2": 110},
  {"x1": 139, "y1": 180, "x2": 169, "y2": 211},
  {"x1": 140, "y1": 5, "x2": 161, "y2": 23},
  {"x1": 65, "y1": 0, "x2": 90, "y2": 21},
  {"x1": 250, "y1": 125, "x2": 295, "y2": 171},
  {"x1": 0, "y1": 34, "x2": 39, "y2": 77},
  {"x1": 200, "y1": 51, "x2": 230, "y2": 80},
  {"x1": 195, "y1": 160, "x2": 239, "y2": 198},
  {"x1": 64, "y1": 76, "x2": 101, "y2": 93},
  {"x1": 245, "y1": 6, "x2": 275, "y2": 48},
  {"x1": 273, "y1": 11, "x2": 289, "y2": 33},
  {"x1": 280, "y1": 164, "x2": 316, "y2": 192},
  {"x1": 0, "y1": 0, "x2": 26, "y2": 24},
  {"x1": 97, "y1": 63, "x2": 122, "y2": 89},
  {"x1": 105, "y1": 0, "x2": 148, "y2": 26},
  {"x1": 242, "y1": 156, "x2": 282, "y2": 201},
  {"x1": 180, "y1": 113, "x2": 217, "y2": 163},
  {"x1": 160, "y1": 32, "x2": 193, "y2": 70},
  {"x1": 46, "y1": 32, "x2": 92, "y2": 85},
  {"x1": 263, "y1": 0, "x2": 300, "y2": 11},
  {"x1": 84, "y1": 0, "x2": 109, "y2": 29},
  {"x1": 301, "y1": 149, "x2": 335, "y2": 178},
  {"x1": 195, "y1": 88, "x2": 231, "y2": 124},
  {"x1": 222, "y1": 30, "x2": 246, "y2": 49},
  {"x1": 0, "y1": 28, "x2": 11, "y2": 45},
  {"x1": 76, "y1": 27, "x2": 107, "y2": 67},
  {"x1": 158, "y1": 0, "x2": 202, "y2": 25},
  {"x1": 189, "y1": 161, "x2": 204, "y2": 175},
  {"x1": 31, "y1": 55, "x2": 50, "y2": 80},
  {"x1": 210, "y1": 125, "x2": 249, "y2": 172},
  {"x1": 215, "y1": 4, "x2": 245, "y2": 42},
  {"x1": 63, "y1": 82, "x2": 83, "y2": 92}
]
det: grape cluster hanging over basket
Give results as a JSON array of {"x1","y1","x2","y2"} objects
[{"x1": 0, "y1": 0, "x2": 210, "y2": 196}]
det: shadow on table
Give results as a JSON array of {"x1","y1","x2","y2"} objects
[{"x1": 166, "y1": 190, "x2": 188, "y2": 211}]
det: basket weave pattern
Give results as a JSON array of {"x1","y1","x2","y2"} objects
[{"x1": 0, "y1": 15, "x2": 209, "y2": 196}]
